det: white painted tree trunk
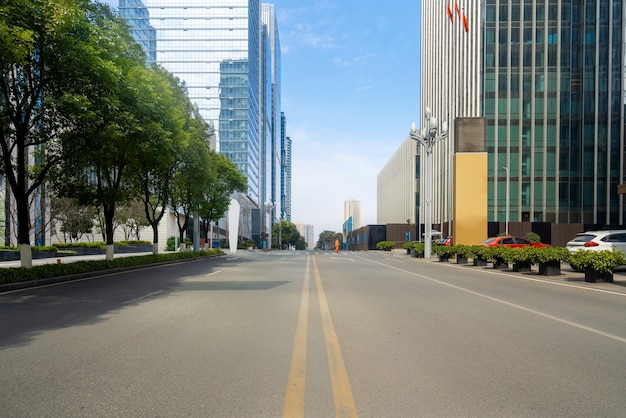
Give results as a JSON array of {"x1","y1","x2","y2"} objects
[
  {"x1": 106, "y1": 244, "x2": 114, "y2": 261},
  {"x1": 20, "y1": 244, "x2": 32, "y2": 268}
]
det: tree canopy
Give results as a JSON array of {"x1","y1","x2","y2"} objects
[{"x1": 317, "y1": 230, "x2": 342, "y2": 250}]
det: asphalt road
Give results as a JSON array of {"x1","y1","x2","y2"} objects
[{"x1": 1, "y1": 250, "x2": 626, "y2": 417}]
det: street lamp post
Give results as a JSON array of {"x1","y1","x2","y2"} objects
[
  {"x1": 502, "y1": 166, "x2": 510, "y2": 235},
  {"x1": 409, "y1": 107, "x2": 448, "y2": 259}
]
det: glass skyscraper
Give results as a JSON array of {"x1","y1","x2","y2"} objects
[
  {"x1": 421, "y1": 0, "x2": 625, "y2": 233},
  {"x1": 484, "y1": 0, "x2": 624, "y2": 225},
  {"x1": 119, "y1": 0, "x2": 263, "y2": 206}
]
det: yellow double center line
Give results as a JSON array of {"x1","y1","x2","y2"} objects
[{"x1": 283, "y1": 255, "x2": 358, "y2": 418}]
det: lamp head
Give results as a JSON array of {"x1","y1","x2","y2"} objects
[
  {"x1": 410, "y1": 122, "x2": 417, "y2": 133},
  {"x1": 425, "y1": 107, "x2": 432, "y2": 119}
]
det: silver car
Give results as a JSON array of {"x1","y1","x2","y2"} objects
[{"x1": 566, "y1": 230, "x2": 626, "y2": 255}]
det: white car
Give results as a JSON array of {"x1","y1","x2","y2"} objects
[{"x1": 566, "y1": 230, "x2": 626, "y2": 255}]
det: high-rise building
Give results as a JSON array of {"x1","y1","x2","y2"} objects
[
  {"x1": 419, "y1": 0, "x2": 625, "y2": 231},
  {"x1": 119, "y1": 0, "x2": 284, "y2": 243},
  {"x1": 344, "y1": 199, "x2": 362, "y2": 230},
  {"x1": 281, "y1": 113, "x2": 292, "y2": 222},
  {"x1": 260, "y1": 4, "x2": 281, "y2": 233},
  {"x1": 295, "y1": 223, "x2": 315, "y2": 250}
]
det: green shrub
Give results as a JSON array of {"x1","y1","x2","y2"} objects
[
  {"x1": 569, "y1": 250, "x2": 626, "y2": 275},
  {"x1": 54, "y1": 242, "x2": 107, "y2": 249},
  {"x1": 432, "y1": 244, "x2": 457, "y2": 257},
  {"x1": 0, "y1": 250, "x2": 223, "y2": 285},
  {"x1": 402, "y1": 242, "x2": 414, "y2": 250},
  {"x1": 31, "y1": 245, "x2": 59, "y2": 252},
  {"x1": 525, "y1": 246, "x2": 570, "y2": 264},
  {"x1": 376, "y1": 241, "x2": 395, "y2": 251},
  {"x1": 505, "y1": 246, "x2": 535, "y2": 265},
  {"x1": 166, "y1": 236, "x2": 177, "y2": 251},
  {"x1": 412, "y1": 242, "x2": 425, "y2": 253},
  {"x1": 487, "y1": 245, "x2": 512, "y2": 263},
  {"x1": 464, "y1": 245, "x2": 492, "y2": 260},
  {"x1": 119, "y1": 240, "x2": 151, "y2": 246},
  {"x1": 526, "y1": 231, "x2": 541, "y2": 243}
]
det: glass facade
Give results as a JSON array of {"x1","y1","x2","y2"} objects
[
  {"x1": 483, "y1": 0, "x2": 625, "y2": 225},
  {"x1": 119, "y1": 0, "x2": 262, "y2": 205}
]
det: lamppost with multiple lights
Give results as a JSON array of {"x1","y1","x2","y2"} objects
[{"x1": 409, "y1": 107, "x2": 448, "y2": 259}]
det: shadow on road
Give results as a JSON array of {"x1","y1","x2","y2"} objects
[{"x1": 0, "y1": 254, "x2": 288, "y2": 349}]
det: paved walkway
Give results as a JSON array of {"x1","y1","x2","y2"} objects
[{"x1": 391, "y1": 249, "x2": 626, "y2": 291}]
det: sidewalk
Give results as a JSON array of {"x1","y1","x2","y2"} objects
[{"x1": 391, "y1": 249, "x2": 626, "y2": 292}]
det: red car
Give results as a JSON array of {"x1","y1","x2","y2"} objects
[{"x1": 477, "y1": 236, "x2": 549, "y2": 248}]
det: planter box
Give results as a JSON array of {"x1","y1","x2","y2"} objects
[
  {"x1": 438, "y1": 255, "x2": 450, "y2": 262},
  {"x1": 473, "y1": 257, "x2": 487, "y2": 266},
  {"x1": 493, "y1": 260, "x2": 508, "y2": 270},
  {"x1": 410, "y1": 249, "x2": 424, "y2": 258},
  {"x1": 114, "y1": 244, "x2": 153, "y2": 253},
  {"x1": 456, "y1": 256, "x2": 468, "y2": 265},
  {"x1": 584, "y1": 269, "x2": 613, "y2": 283},
  {"x1": 512, "y1": 262, "x2": 532, "y2": 273},
  {"x1": 539, "y1": 260, "x2": 561, "y2": 276}
]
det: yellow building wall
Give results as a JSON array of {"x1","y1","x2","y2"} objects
[{"x1": 453, "y1": 153, "x2": 488, "y2": 245}]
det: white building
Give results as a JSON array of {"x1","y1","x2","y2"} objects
[
  {"x1": 377, "y1": 136, "x2": 416, "y2": 224},
  {"x1": 295, "y1": 223, "x2": 315, "y2": 250}
]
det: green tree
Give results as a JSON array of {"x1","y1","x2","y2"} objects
[
  {"x1": 272, "y1": 220, "x2": 305, "y2": 250},
  {"x1": 50, "y1": 197, "x2": 96, "y2": 243},
  {"x1": 117, "y1": 199, "x2": 150, "y2": 241},
  {"x1": 130, "y1": 66, "x2": 191, "y2": 254},
  {"x1": 170, "y1": 131, "x2": 211, "y2": 246},
  {"x1": 0, "y1": 0, "x2": 100, "y2": 266},
  {"x1": 317, "y1": 230, "x2": 342, "y2": 250},
  {"x1": 199, "y1": 150, "x2": 247, "y2": 246},
  {"x1": 53, "y1": 3, "x2": 150, "y2": 260}
]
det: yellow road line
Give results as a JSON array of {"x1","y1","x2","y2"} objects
[
  {"x1": 282, "y1": 256, "x2": 310, "y2": 417},
  {"x1": 313, "y1": 256, "x2": 358, "y2": 418}
]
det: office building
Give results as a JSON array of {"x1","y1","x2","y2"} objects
[
  {"x1": 281, "y1": 113, "x2": 292, "y2": 222},
  {"x1": 119, "y1": 0, "x2": 284, "y2": 244},
  {"x1": 417, "y1": 0, "x2": 625, "y2": 234}
]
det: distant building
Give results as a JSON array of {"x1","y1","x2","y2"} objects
[
  {"x1": 344, "y1": 199, "x2": 362, "y2": 230},
  {"x1": 295, "y1": 223, "x2": 315, "y2": 250},
  {"x1": 281, "y1": 114, "x2": 292, "y2": 222}
]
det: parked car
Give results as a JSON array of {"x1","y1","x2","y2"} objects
[
  {"x1": 437, "y1": 236, "x2": 453, "y2": 246},
  {"x1": 477, "y1": 236, "x2": 549, "y2": 248},
  {"x1": 566, "y1": 230, "x2": 626, "y2": 255}
]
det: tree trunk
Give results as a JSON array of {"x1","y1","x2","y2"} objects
[
  {"x1": 151, "y1": 224, "x2": 159, "y2": 255},
  {"x1": 20, "y1": 244, "x2": 32, "y2": 269},
  {"x1": 104, "y1": 204, "x2": 116, "y2": 261}
]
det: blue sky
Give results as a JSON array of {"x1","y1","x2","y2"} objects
[{"x1": 101, "y1": 0, "x2": 422, "y2": 236}]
